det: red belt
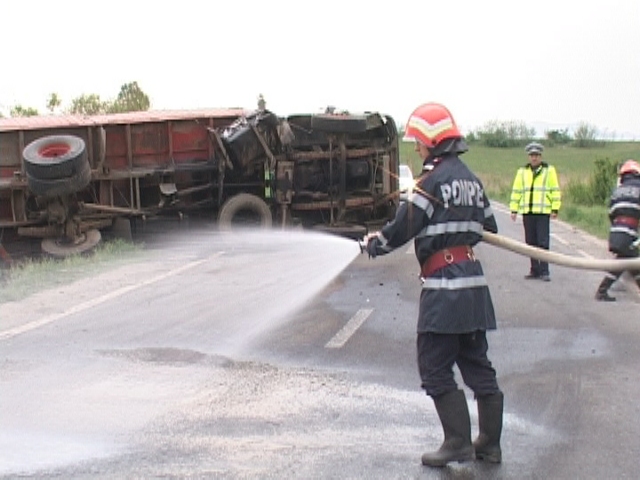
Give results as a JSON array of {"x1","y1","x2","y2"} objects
[
  {"x1": 420, "y1": 245, "x2": 476, "y2": 278},
  {"x1": 614, "y1": 216, "x2": 639, "y2": 229}
]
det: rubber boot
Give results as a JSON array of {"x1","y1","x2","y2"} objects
[
  {"x1": 421, "y1": 390, "x2": 474, "y2": 467},
  {"x1": 473, "y1": 391, "x2": 504, "y2": 463},
  {"x1": 594, "y1": 277, "x2": 616, "y2": 302}
]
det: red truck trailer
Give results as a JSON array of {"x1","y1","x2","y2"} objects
[{"x1": 0, "y1": 107, "x2": 399, "y2": 257}]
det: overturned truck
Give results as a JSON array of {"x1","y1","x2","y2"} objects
[{"x1": 0, "y1": 108, "x2": 400, "y2": 256}]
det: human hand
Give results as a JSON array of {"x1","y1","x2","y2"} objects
[
  {"x1": 365, "y1": 233, "x2": 382, "y2": 259},
  {"x1": 551, "y1": 212, "x2": 558, "y2": 220},
  {"x1": 510, "y1": 213, "x2": 517, "y2": 221}
]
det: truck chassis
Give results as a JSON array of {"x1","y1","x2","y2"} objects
[{"x1": 0, "y1": 108, "x2": 399, "y2": 257}]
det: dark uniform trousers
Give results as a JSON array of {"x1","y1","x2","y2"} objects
[
  {"x1": 417, "y1": 331, "x2": 499, "y2": 398},
  {"x1": 523, "y1": 213, "x2": 550, "y2": 276}
]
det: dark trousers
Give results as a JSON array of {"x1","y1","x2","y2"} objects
[
  {"x1": 598, "y1": 250, "x2": 640, "y2": 290},
  {"x1": 523, "y1": 213, "x2": 550, "y2": 276},
  {"x1": 417, "y1": 331, "x2": 499, "y2": 398}
]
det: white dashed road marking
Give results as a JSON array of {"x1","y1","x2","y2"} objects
[
  {"x1": 325, "y1": 308, "x2": 374, "y2": 349},
  {"x1": 0, "y1": 253, "x2": 223, "y2": 341},
  {"x1": 551, "y1": 233, "x2": 569, "y2": 246}
]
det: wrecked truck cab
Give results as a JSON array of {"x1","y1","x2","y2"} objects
[
  {"x1": 221, "y1": 110, "x2": 282, "y2": 171},
  {"x1": 216, "y1": 109, "x2": 400, "y2": 236}
]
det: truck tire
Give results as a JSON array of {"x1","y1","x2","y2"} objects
[
  {"x1": 218, "y1": 193, "x2": 273, "y2": 231},
  {"x1": 26, "y1": 162, "x2": 92, "y2": 197},
  {"x1": 310, "y1": 114, "x2": 383, "y2": 133},
  {"x1": 23, "y1": 135, "x2": 88, "y2": 180},
  {"x1": 41, "y1": 228, "x2": 101, "y2": 258}
]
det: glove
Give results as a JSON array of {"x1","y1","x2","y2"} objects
[{"x1": 366, "y1": 236, "x2": 382, "y2": 259}]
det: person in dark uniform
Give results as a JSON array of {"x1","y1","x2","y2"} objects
[
  {"x1": 365, "y1": 102, "x2": 503, "y2": 467},
  {"x1": 594, "y1": 159, "x2": 640, "y2": 301}
]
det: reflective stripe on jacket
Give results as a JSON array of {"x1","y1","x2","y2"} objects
[
  {"x1": 509, "y1": 163, "x2": 561, "y2": 214},
  {"x1": 377, "y1": 154, "x2": 498, "y2": 334},
  {"x1": 608, "y1": 177, "x2": 640, "y2": 255}
]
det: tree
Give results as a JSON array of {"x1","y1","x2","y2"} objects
[
  {"x1": 109, "y1": 81, "x2": 150, "y2": 113},
  {"x1": 573, "y1": 122, "x2": 601, "y2": 148},
  {"x1": 476, "y1": 120, "x2": 535, "y2": 148},
  {"x1": 46, "y1": 93, "x2": 62, "y2": 113},
  {"x1": 67, "y1": 82, "x2": 150, "y2": 115},
  {"x1": 68, "y1": 94, "x2": 108, "y2": 115},
  {"x1": 10, "y1": 105, "x2": 39, "y2": 117}
]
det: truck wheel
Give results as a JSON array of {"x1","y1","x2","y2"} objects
[
  {"x1": 218, "y1": 193, "x2": 272, "y2": 231},
  {"x1": 41, "y1": 228, "x2": 101, "y2": 258},
  {"x1": 23, "y1": 135, "x2": 88, "y2": 180},
  {"x1": 310, "y1": 114, "x2": 383, "y2": 133},
  {"x1": 26, "y1": 162, "x2": 92, "y2": 197}
]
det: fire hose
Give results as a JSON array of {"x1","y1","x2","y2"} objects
[
  {"x1": 481, "y1": 231, "x2": 640, "y2": 272},
  {"x1": 359, "y1": 232, "x2": 640, "y2": 272}
]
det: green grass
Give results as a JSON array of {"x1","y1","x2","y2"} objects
[
  {"x1": 0, "y1": 238, "x2": 143, "y2": 303},
  {"x1": 399, "y1": 141, "x2": 640, "y2": 239}
]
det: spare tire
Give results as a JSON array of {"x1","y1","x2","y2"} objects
[
  {"x1": 23, "y1": 135, "x2": 88, "y2": 180},
  {"x1": 310, "y1": 113, "x2": 383, "y2": 133},
  {"x1": 218, "y1": 193, "x2": 272, "y2": 231},
  {"x1": 26, "y1": 161, "x2": 92, "y2": 197}
]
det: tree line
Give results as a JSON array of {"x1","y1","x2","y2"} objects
[
  {"x1": 464, "y1": 120, "x2": 604, "y2": 149},
  {"x1": 2, "y1": 81, "x2": 150, "y2": 118},
  {"x1": 3, "y1": 85, "x2": 605, "y2": 150}
]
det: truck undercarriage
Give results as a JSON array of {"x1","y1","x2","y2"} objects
[{"x1": 0, "y1": 108, "x2": 399, "y2": 257}]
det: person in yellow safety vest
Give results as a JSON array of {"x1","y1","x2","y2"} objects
[{"x1": 509, "y1": 142, "x2": 562, "y2": 281}]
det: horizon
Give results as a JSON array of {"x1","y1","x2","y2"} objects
[{"x1": 2, "y1": 0, "x2": 639, "y2": 140}]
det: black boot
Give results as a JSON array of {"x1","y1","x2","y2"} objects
[
  {"x1": 595, "y1": 277, "x2": 616, "y2": 302},
  {"x1": 422, "y1": 390, "x2": 474, "y2": 467},
  {"x1": 473, "y1": 391, "x2": 504, "y2": 463}
]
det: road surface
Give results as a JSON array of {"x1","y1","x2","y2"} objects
[{"x1": 1, "y1": 205, "x2": 639, "y2": 478}]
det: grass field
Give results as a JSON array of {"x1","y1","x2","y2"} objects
[{"x1": 399, "y1": 141, "x2": 640, "y2": 239}]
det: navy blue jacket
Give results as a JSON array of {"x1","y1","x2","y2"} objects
[
  {"x1": 375, "y1": 154, "x2": 498, "y2": 334},
  {"x1": 608, "y1": 176, "x2": 640, "y2": 256}
]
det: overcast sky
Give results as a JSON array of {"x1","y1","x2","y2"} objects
[{"x1": 2, "y1": 0, "x2": 639, "y2": 138}]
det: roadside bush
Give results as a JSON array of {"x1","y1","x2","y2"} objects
[
  {"x1": 545, "y1": 128, "x2": 572, "y2": 146},
  {"x1": 565, "y1": 157, "x2": 617, "y2": 206},
  {"x1": 476, "y1": 120, "x2": 535, "y2": 148},
  {"x1": 465, "y1": 131, "x2": 477, "y2": 143}
]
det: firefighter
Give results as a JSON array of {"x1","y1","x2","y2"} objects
[
  {"x1": 595, "y1": 159, "x2": 640, "y2": 301},
  {"x1": 366, "y1": 103, "x2": 503, "y2": 467},
  {"x1": 509, "y1": 142, "x2": 562, "y2": 281}
]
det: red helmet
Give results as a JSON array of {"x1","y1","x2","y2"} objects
[
  {"x1": 619, "y1": 159, "x2": 640, "y2": 176},
  {"x1": 403, "y1": 103, "x2": 462, "y2": 148}
]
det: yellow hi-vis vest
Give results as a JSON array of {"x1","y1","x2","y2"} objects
[{"x1": 509, "y1": 163, "x2": 561, "y2": 214}]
